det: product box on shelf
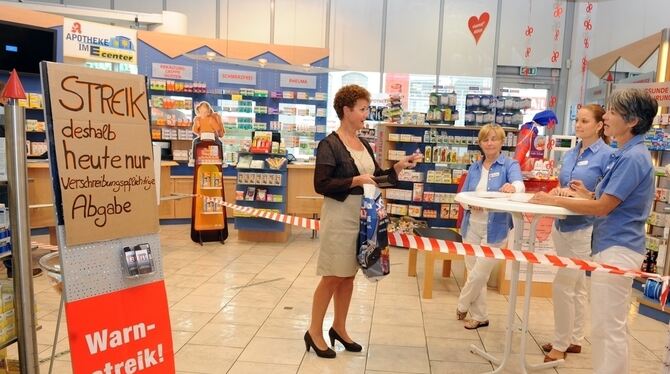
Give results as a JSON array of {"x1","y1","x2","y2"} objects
[
  {"x1": 440, "y1": 204, "x2": 450, "y2": 219},
  {"x1": 412, "y1": 183, "x2": 424, "y2": 202},
  {"x1": 398, "y1": 169, "x2": 424, "y2": 182},
  {"x1": 388, "y1": 150, "x2": 406, "y2": 161},
  {"x1": 386, "y1": 189, "x2": 412, "y2": 201},
  {"x1": 647, "y1": 212, "x2": 669, "y2": 227},
  {"x1": 423, "y1": 209, "x2": 438, "y2": 219},
  {"x1": 646, "y1": 234, "x2": 665, "y2": 252},
  {"x1": 173, "y1": 150, "x2": 189, "y2": 161},
  {"x1": 408, "y1": 205, "x2": 423, "y2": 218}
]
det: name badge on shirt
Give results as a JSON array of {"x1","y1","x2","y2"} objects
[
  {"x1": 489, "y1": 172, "x2": 500, "y2": 178},
  {"x1": 577, "y1": 160, "x2": 589, "y2": 166}
]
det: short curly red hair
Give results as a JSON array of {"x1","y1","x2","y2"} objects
[{"x1": 333, "y1": 85, "x2": 370, "y2": 120}]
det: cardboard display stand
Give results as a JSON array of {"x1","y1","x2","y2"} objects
[
  {"x1": 40, "y1": 62, "x2": 175, "y2": 374},
  {"x1": 191, "y1": 136, "x2": 228, "y2": 244}
]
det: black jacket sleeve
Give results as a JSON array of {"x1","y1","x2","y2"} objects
[{"x1": 314, "y1": 139, "x2": 354, "y2": 196}]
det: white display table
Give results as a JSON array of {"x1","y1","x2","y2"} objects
[{"x1": 455, "y1": 191, "x2": 582, "y2": 373}]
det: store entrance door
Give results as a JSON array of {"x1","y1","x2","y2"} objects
[{"x1": 495, "y1": 78, "x2": 557, "y2": 125}]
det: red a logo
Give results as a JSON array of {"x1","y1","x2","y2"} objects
[{"x1": 71, "y1": 22, "x2": 82, "y2": 33}]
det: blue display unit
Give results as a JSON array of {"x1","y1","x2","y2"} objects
[
  {"x1": 136, "y1": 44, "x2": 329, "y2": 170},
  {"x1": 233, "y1": 152, "x2": 288, "y2": 239}
]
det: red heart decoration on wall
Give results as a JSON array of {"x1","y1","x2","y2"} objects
[{"x1": 468, "y1": 12, "x2": 490, "y2": 45}]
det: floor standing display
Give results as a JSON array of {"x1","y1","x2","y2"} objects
[
  {"x1": 191, "y1": 134, "x2": 228, "y2": 244},
  {"x1": 40, "y1": 62, "x2": 175, "y2": 374}
]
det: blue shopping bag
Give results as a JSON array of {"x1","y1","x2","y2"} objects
[{"x1": 357, "y1": 185, "x2": 390, "y2": 282}]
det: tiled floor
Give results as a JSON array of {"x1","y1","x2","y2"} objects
[{"x1": 10, "y1": 224, "x2": 667, "y2": 373}]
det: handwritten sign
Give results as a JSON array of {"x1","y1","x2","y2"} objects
[
  {"x1": 280, "y1": 73, "x2": 317, "y2": 89},
  {"x1": 218, "y1": 69, "x2": 257, "y2": 85},
  {"x1": 151, "y1": 63, "x2": 193, "y2": 81},
  {"x1": 43, "y1": 62, "x2": 159, "y2": 246}
]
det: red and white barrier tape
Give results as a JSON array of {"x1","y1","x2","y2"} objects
[
  {"x1": 209, "y1": 198, "x2": 670, "y2": 306},
  {"x1": 38, "y1": 195, "x2": 658, "y2": 306}
]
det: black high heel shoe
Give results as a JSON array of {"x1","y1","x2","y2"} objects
[
  {"x1": 329, "y1": 327, "x2": 362, "y2": 352},
  {"x1": 304, "y1": 331, "x2": 336, "y2": 358}
]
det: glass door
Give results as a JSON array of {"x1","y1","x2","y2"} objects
[{"x1": 495, "y1": 77, "x2": 558, "y2": 135}]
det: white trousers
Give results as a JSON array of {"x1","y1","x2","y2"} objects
[
  {"x1": 590, "y1": 246, "x2": 644, "y2": 374},
  {"x1": 550, "y1": 226, "x2": 592, "y2": 351},
  {"x1": 457, "y1": 220, "x2": 505, "y2": 322}
]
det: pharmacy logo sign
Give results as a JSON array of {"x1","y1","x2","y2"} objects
[{"x1": 64, "y1": 18, "x2": 137, "y2": 64}]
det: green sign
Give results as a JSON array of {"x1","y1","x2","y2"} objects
[{"x1": 519, "y1": 67, "x2": 537, "y2": 76}]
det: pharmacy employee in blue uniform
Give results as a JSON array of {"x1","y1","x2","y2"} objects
[
  {"x1": 542, "y1": 104, "x2": 613, "y2": 363},
  {"x1": 531, "y1": 88, "x2": 657, "y2": 374},
  {"x1": 457, "y1": 124, "x2": 525, "y2": 330}
]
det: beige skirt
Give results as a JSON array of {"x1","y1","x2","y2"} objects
[{"x1": 316, "y1": 194, "x2": 362, "y2": 277}]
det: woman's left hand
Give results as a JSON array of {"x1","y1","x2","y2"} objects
[
  {"x1": 529, "y1": 191, "x2": 558, "y2": 205},
  {"x1": 397, "y1": 153, "x2": 423, "y2": 169},
  {"x1": 499, "y1": 183, "x2": 516, "y2": 193}
]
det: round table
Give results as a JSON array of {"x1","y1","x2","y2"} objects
[{"x1": 455, "y1": 191, "x2": 582, "y2": 373}]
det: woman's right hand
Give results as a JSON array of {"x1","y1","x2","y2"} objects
[
  {"x1": 353, "y1": 174, "x2": 377, "y2": 187},
  {"x1": 551, "y1": 187, "x2": 576, "y2": 197},
  {"x1": 568, "y1": 179, "x2": 594, "y2": 199}
]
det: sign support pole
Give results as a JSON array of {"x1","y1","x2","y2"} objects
[{"x1": 5, "y1": 98, "x2": 39, "y2": 373}]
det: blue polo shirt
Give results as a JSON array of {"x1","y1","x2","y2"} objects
[
  {"x1": 593, "y1": 135, "x2": 654, "y2": 255},
  {"x1": 556, "y1": 138, "x2": 613, "y2": 232},
  {"x1": 461, "y1": 154, "x2": 523, "y2": 244}
]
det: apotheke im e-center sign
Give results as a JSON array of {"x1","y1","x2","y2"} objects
[{"x1": 63, "y1": 18, "x2": 137, "y2": 64}]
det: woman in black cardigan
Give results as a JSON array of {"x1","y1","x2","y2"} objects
[{"x1": 304, "y1": 85, "x2": 421, "y2": 358}]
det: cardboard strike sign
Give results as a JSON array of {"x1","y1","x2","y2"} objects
[
  {"x1": 66, "y1": 281, "x2": 175, "y2": 373},
  {"x1": 43, "y1": 63, "x2": 159, "y2": 245}
]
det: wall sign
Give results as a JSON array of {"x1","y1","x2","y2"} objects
[
  {"x1": 218, "y1": 69, "x2": 257, "y2": 85},
  {"x1": 63, "y1": 18, "x2": 137, "y2": 64},
  {"x1": 280, "y1": 73, "x2": 317, "y2": 89},
  {"x1": 151, "y1": 63, "x2": 193, "y2": 81},
  {"x1": 42, "y1": 62, "x2": 158, "y2": 246},
  {"x1": 467, "y1": 12, "x2": 490, "y2": 45},
  {"x1": 614, "y1": 82, "x2": 670, "y2": 106}
]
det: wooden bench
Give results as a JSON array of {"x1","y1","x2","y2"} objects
[{"x1": 407, "y1": 227, "x2": 463, "y2": 299}]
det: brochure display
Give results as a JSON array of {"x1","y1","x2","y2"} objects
[
  {"x1": 190, "y1": 134, "x2": 228, "y2": 244},
  {"x1": 234, "y1": 150, "x2": 289, "y2": 242},
  {"x1": 40, "y1": 62, "x2": 175, "y2": 374}
]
